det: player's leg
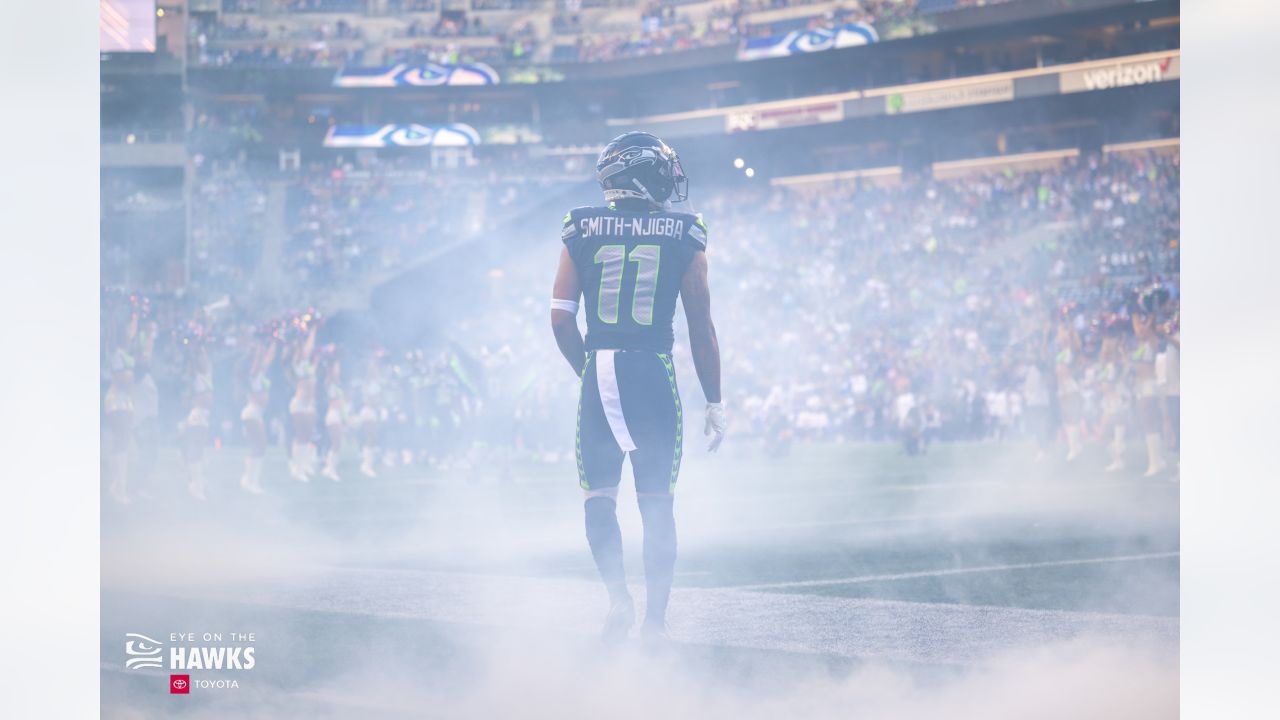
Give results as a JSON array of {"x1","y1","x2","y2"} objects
[
  {"x1": 1060, "y1": 389, "x2": 1083, "y2": 461},
  {"x1": 578, "y1": 352, "x2": 630, "y2": 640},
  {"x1": 105, "y1": 408, "x2": 132, "y2": 504},
  {"x1": 183, "y1": 404, "x2": 209, "y2": 501},
  {"x1": 358, "y1": 404, "x2": 379, "y2": 478},
  {"x1": 1102, "y1": 390, "x2": 1127, "y2": 472},
  {"x1": 323, "y1": 407, "x2": 343, "y2": 482},
  {"x1": 240, "y1": 401, "x2": 266, "y2": 494},
  {"x1": 289, "y1": 394, "x2": 315, "y2": 482},
  {"x1": 1138, "y1": 380, "x2": 1166, "y2": 477},
  {"x1": 619, "y1": 352, "x2": 683, "y2": 639},
  {"x1": 134, "y1": 416, "x2": 158, "y2": 499}
]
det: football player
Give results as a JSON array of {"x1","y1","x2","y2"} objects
[{"x1": 550, "y1": 132, "x2": 726, "y2": 646}]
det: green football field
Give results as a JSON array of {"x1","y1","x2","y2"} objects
[{"x1": 101, "y1": 441, "x2": 1179, "y2": 718}]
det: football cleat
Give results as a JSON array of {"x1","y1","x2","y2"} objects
[
  {"x1": 640, "y1": 620, "x2": 672, "y2": 653},
  {"x1": 601, "y1": 595, "x2": 635, "y2": 644}
]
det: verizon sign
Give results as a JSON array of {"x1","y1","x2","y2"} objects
[{"x1": 1060, "y1": 55, "x2": 1180, "y2": 93}]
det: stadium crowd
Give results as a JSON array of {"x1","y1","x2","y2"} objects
[
  {"x1": 101, "y1": 149, "x2": 1180, "y2": 503},
  {"x1": 194, "y1": 0, "x2": 929, "y2": 67},
  {"x1": 703, "y1": 152, "x2": 1179, "y2": 472}
]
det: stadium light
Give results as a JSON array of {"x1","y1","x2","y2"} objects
[
  {"x1": 745, "y1": 168, "x2": 755, "y2": 178},
  {"x1": 734, "y1": 158, "x2": 745, "y2": 169}
]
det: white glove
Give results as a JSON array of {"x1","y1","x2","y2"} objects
[{"x1": 704, "y1": 402, "x2": 727, "y2": 452}]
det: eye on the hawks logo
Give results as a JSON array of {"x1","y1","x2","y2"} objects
[
  {"x1": 170, "y1": 675, "x2": 190, "y2": 694},
  {"x1": 124, "y1": 633, "x2": 164, "y2": 670}
]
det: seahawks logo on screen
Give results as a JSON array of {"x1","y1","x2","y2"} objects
[
  {"x1": 738, "y1": 22, "x2": 878, "y2": 61},
  {"x1": 323, "y1": 124, "x2": 481, "y2": 149},
  {"x1": 124, "y1": 633, "x2": 164, "y2": 670},
  {"x1": 333, "y1": 63, "x2": 500, "y2": 88}
]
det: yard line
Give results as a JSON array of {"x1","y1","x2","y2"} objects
[
  {"x1": 743, "y1": 510, "x2": 1001, "y2": 530},
  {"x1": 725, "y1": 551, "x2": 1180, "y2": 591}
]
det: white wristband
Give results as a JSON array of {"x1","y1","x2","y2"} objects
[{"x1": 550, "y1": 298, "x2": 579, "y2": 314}]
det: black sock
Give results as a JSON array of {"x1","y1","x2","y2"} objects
[
  {"x1": 638, "y1": 494, "x2": 677, "y2": 626},
  {"x1": 584, "y1": 496, "x2": 628, "y2": 602}
]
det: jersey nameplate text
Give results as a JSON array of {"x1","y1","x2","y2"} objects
[{"x1": 580, "y1": 216, "x2": 685, "y2": 240}]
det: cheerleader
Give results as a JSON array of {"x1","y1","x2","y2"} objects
[
  {"x1": 1157, "y1": 311, "x2": 1180, "y2": 481},
  {"x1": 1132, "y1": 312, "x2": 1167, "y2": 477},
  {"x1": 356, "y1": 359, "x2": 383, "y2": 478},
  {"x1": 131, "y1": 322, "x2": 160, "y2": 499},
  {"x1": 1096, "y1": 325, "x2": 1131, "y2": 473},
  {"x1": 1054, "y1": 322, "x2": 1085, "y2": 462},
  {"x1": 321, "y1": 358, "x2": 347, "y2": 482},
  {"x1": 104, "y1": 347, "x2": 135, "y2": 505},
  {"x1": 182, "y1": 345, "x2": 214, "y2": 501},
  {"x1": 288, "y1": 325, "x2": 319, "y2": 482},
  {"x1": 239, "y1": 339, "x2": 276, "y2": 495}
]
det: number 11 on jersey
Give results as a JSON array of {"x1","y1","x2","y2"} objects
[{"x1": 594, "y1": 244, "x2": 661, "y2": 326}]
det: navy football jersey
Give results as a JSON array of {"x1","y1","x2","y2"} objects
[{"x1": 562, "y1": 204, "x2": 707, "y2": 353}]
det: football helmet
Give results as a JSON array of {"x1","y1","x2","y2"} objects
[{"x1": 596, "y1": 131, "x2": 688, "y2": 205}]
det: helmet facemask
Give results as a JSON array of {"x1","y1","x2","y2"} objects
[{"x1": 667, "y1": 151, "x2": 689, "y2": 203}]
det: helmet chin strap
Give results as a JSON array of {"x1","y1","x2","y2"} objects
[
  {"x1": 630, "y1": 177, "x2": 659, "y2": 204},
  {"x1": 603, "y1": 188, "x2": 647, "y2": 202},
  {"x1": 604, "y1": 178, "x2": 663, "y2": 208}
]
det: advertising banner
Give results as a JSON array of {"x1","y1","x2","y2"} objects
[
  {"x1": 725, "y1": 100, "x2": 844, "y2": 132},
  {"x1": 884, "y1": 78, "x2": 1015, "y2": 114},
  {"x1": 1059, "y1": 55, "x2": 1179, "y2": 94},
  {"x1": 482, "y1": 125, "x2": 543, "y2": 145}
]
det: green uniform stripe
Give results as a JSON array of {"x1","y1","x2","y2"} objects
[
  {"x1": 576, "y1": 353, "x2": 592, "y2": 489},
  {"x1": 659, "y1": 354, "x2": 682, "y2": 492}
]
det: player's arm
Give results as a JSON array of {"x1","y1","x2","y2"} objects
[
  {"x1": 302, "y1": 324, "x2": 317, "y2": 358},
  {"x1": 681, "y1": 251, "x2": 726, "y2": 450},
  {"x1": 550, "y1": 246, "x2": 586, "y2": 376},
  {"x1": 261, "y1": 337, "x2": 278, "y2": 373}
]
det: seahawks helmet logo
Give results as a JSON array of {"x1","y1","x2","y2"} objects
[{"x1": 614, "y1": 147, "x2": 660, "y2": 172}]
